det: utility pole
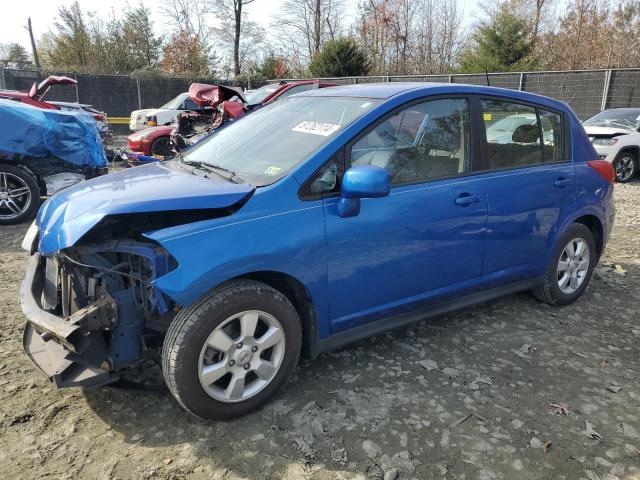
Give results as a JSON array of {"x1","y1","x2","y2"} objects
[{"x1": 26, "y1": 17, "x2": 40, "y2": 70}]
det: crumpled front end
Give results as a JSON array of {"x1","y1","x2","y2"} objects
[{"x1": 21, "y1": 233, "x2": 176, "y2": 389}]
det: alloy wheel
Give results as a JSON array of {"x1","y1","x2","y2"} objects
[
  {"x1": 557, "y1": 237, "x2": 590, "y2": 295},
  {"x1": 615, "y1": 155, "x2": 635, "y2": 182},
  {"x1": 198, "y1": 310, "x2": 286, "y2": 403},
  {"x1": 0, "y1": 172, "x2": 32, "y2": 221}
]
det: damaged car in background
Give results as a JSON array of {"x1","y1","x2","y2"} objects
[
  {"x1": 127, "y1": 80, "x2": 336, "y2": 158},
  {"x1": 0, "y1": 75, "x2": 113, "y2": 144},
  {"x1": 21, "y1": 84, "x2": 614, "y2": 420},
  {"x1": 0, "y1": 99, "x2": 107, "y2": 224}
]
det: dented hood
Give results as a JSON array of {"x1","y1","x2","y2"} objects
[{"x1": 36, "y1": 161, "x2": 254, "y2": 254}]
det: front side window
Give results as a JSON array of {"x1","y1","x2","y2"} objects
[
  {"x1": 482, "y1": 100, "x2": 542, "y2": 169},
  {"x1": 183, "y1": 96, "x2": 380, "y2": 185},
  {"x1": 349, "y1": 98, "x2": 471, "y2": 185}
]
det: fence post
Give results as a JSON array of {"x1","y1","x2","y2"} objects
[
  {"x1": 74, "y1": 72, "x2": 79, "y2": 102},
  {"x1": 386, "y1": 75, "x2": 390, "y2": 82},
  {"x1": 0, "y1": 68, "x2": 5, "y2": 90},
  {"x1": 518, "y1": 72, "x2": 524, "y2": 91},
  {"x1": 448, "y1": 74, "x2": 453, "y2": 83},
  {"x1": 136, "y1": 77, "x2": 142, "y2": 110},
  {"x1": 601, "y1": 69, "x2": 612, "y2": 111}
]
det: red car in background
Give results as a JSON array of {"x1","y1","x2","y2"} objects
[
  {"x1": 0, "y1": 75, "x2": 111, "y2": 141},
  {"x1": 0, "y1": 75, "x2": 76, "y2": 109},
  {"x1": 127, "y1": 80, "x2": 337, "y2": 157}
]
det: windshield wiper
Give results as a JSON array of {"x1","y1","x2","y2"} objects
[{"x1": 182, "y1": 159, "x2": 242, "y2": 184}]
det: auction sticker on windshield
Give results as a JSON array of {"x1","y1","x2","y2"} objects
[{"x1": 292, "y1": 121, "x2": 341, "y2": 137}]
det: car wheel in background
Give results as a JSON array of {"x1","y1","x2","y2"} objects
[
  {"x1": 532, "y1": 223, "x2": 596, "y2": 306},
  {"x1": 162, "y1": 280, "x2": 302, "y2": 420},
  {"x1": 0, "y1": 164, "x2": 40, "y2": 225},
  {"x1": 150, "y1": 136, "x2": 174, "y2": 158},
  {"x1": 612, "y1": 152, "x2": 637, "y2": 183}
]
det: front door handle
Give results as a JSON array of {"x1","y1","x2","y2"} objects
[
  {"x1": 455, "y1": 194, "x2": 481, "y2": 206},
  {"x1": 554, "y1": 177, "x2": 572, "y2": 187}
]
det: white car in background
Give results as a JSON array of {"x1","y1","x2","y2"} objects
[
  {"x1": 129, "y1": 92, "x2": 199, "y2": 131},
  {"x1": 584, "y1": 108, "x2": 640, "y2": 183}
]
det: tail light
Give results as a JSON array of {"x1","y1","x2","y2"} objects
[
  {"x1": 93, "y1": 113, "x2": 105, "y2": 122},
  {"x1": 587, "y1": 160, "x2": 616, "y2": 184}
]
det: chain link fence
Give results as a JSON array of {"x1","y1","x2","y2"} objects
[
  {"x1": 0, "y1": 68, "x2": 238, "y2": 118},
  {"x1": 1, "y1": 67, "x2": 639, "y2": 120},
  {"x1": 270, "y1": 68, "x2": 640, "y2": 120}
]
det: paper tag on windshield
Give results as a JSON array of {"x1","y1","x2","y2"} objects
[
  {"x1": 264, "y1": 166, "x2": 282, "y2": 175},
  {"x1": 292, "y1": 121, "x2": 340, "y2": 137}
]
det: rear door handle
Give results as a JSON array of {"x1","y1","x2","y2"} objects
[
  {"x1": 455, "y1": 194, "x2": 481, "y2": 206},
  {"x1": 554, "y1": 177, "x2": 572, "y2": 187}
]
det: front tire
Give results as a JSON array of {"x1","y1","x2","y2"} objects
[
  {"x1": 532, "y1": 223, "x2": 596, "y2": 305},
  {"x1": 150, "y1": 136, "x2": 173, "y2": 158},
  {"x1": 612, "y1": 152, "x2": 637, "y2": 183},
  {"x1": 0, "y1": 164, "x2": 40, "y2": 225},
  {"x1": 162, "y1": 280, "x2": 301, "y2": 420}
]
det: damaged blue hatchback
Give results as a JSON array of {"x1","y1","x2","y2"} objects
[{"x1": 21, "y1": 83, "x2": 615, "y2": 419}]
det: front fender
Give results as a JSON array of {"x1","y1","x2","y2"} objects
[{"x1": 148, "y1": 201, "x2": 332, "y2": 339}]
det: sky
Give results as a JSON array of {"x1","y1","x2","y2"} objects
[{"x1": 0, "y1": 0, "x2": 483, "y2": 51}]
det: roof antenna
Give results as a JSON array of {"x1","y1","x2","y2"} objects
[{"x1": 485, "y1": 68, "x2": 491, "y2": 87}]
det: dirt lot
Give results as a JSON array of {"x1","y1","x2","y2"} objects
[{"x1": 1, "y1": 183, "x2": 639, "y2": 480}]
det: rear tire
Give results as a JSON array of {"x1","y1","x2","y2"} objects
[
  {"x1": 0, "y1": 164, "x2": 40, "y2": 225},
  {"x1": 612, "y1": 151, "x2": 637, "y2": 183},
  {"x1": 162, "y1": 280, "x2": 301, "y2": 420},
  {"x1": 532, "y1": 223, "x2": 596, "y2": 306}
]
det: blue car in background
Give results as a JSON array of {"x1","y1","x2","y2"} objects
[{"x1": 20, "y1": 83, "x2": 615, "y2": 419}]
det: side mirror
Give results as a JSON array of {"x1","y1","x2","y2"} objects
[{"x1": 337, "y1": 165, "x2": 390, "y2": 218}]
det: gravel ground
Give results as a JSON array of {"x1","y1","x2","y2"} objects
[{"x1": 0, "y1": 182, "x2": 639, "y2": 480}]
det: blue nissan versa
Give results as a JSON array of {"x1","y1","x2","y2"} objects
[{"x1": 20, "y1": 83, "x2": 615, "y2": 419}]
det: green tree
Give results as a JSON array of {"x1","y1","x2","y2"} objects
[
  {"x1": 161, "y1": 30, "x2": 212, "y2": 78},
  {"x1": 308, "y1": 38, "x2": 369, "y2": 77},
  {"x1": 0, "y1": 43, "x2": 34, "y2": 69},
  {"x1": 258, "y1": 53, "x2": 290, "y2": 79},
  {"x1": 47, "y1": 1, "x2": 92, "y2": 70},
  {"x1": 458, "y1": 6, "x2": 534, "y2": 73},
  {"x1": 122, "y1": 3, "x2": 162, "y2": 70}
]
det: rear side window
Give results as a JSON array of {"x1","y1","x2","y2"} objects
[
  {"x1": 277, "y1": 84, "x2": 315, "y2": 99},
  {"x1": 482, "y1": 100, "x2": 541, "y2": 169},
  {"x1": 481, "y1": 99, "x2": 565, "y2": 170}
]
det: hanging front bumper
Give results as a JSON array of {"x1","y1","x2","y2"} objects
[{"x1": 20, "y1": 253, "x2": 119, "y2": 388}]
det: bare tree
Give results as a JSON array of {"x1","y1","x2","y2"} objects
[
  {"x1": 356, "y1": 0, "x2": 463, "y2": 75},
  {"x1": 212, "y1": 0, "x2": 256, "y2": 76},
  {"x1": 160, "y1": 0, "x2": 210, "y2": 41},
  {"x1": 272, "y1": 0, "x2": 344, "y2": 67}
]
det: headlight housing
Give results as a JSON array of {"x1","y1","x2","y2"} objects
[{"x1": 593, "y1": 137, "x2": 619, "y2": 146}]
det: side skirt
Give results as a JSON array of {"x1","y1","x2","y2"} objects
[{"x1": 311, "y1": 277, "x2": 543, "y2": 357}]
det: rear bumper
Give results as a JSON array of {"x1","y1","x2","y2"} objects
[{"x1": 20, "y1": 254, "x2": 118, "y2": 388}]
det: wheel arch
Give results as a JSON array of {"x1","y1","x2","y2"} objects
[
  {"x1": 0, "y1": 159, "x2": 45, "y2": 196},
  {"x1": 573, "y1": 214, "x2": 604, "y2": 258},
  {"x1": 234, "y1": 271, "x2": 319, "y2": 359}
]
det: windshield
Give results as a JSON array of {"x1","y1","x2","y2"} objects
[
  {"x1": 183, "y1": 96, "x2": 381, "y2": 185},
  {"x1": 488, "y1": 115, "x2": 536, "y2": 132},
  {"x1": 161, "y1": 93, "x2": 188, "y2": 110},
  {"x1": 245, "y1": 84, "x2": 281, "y2": 105},
  {"x1": 584, "y1": 109, "x2": 640, "y2": 130}
]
